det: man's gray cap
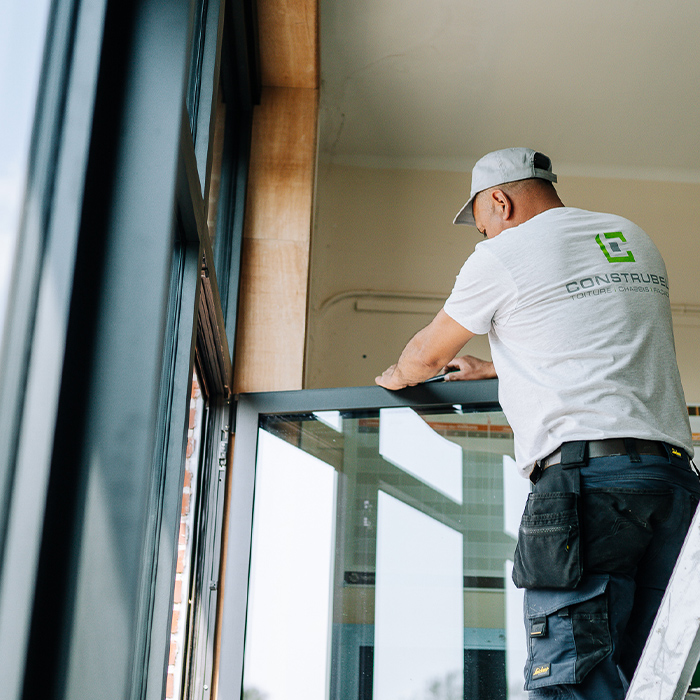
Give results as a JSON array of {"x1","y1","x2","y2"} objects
[{"x1": 454, "y1": 147, "x2": 558, "y2": 226}]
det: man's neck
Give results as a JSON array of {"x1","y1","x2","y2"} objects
[{"x1": 515, "y1": 196, "x2": 565, "y2": 227}]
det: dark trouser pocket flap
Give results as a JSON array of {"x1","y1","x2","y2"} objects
[
  {"x1": 526, "y1": 575, "x2": 608, "y2": 619},
  {"x1": 524, "y1": 575, "x2": 611, "y2": 690}
]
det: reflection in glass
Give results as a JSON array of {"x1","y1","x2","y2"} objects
[
  {"x1": 168, "y1": 370, "x2": 205, "y2": 700},
  {"x1": 379, "y1": 408, "x2": 463, "y2": 504},
  {"x1": 502, "y1": 456, "x2": 530, "y2": 700},
  {"x1": 0, "y1": 1, "x2": 52, "y2": 347},
  {"x1": 374, "y1": 491, "x2": 463, "y2": 700},
  {"x1": 244, "y1": 430, "x2": 338, "y2": 700},
  {"x1": 314, "y1": 410, "x2": 344, "y2": 433},
  {"x1": 505, "y1": 562, "x2": 527, "y2": 700},
  {"x1": 243, "y1": 408, "x2": 522, "y2": 700}
]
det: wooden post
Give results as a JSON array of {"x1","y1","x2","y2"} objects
[
  {"x1": 214, "y1": 2, "x2": 319, "y2": 697},
  {"x1": 233, "y1": 85, "x2": 318, "y2": 392},
  {"x1": 233, "y1": 0, "x2": 319, "y2": 393}
]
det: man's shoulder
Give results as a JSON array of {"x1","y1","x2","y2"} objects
[
  {"x1": 477, "y1": 206, "x2": 662, "y2": 277},
  {"x1": 509, "y1": 207, "x2": 650, "y2": 246},
  {"x1": 532, "y1": 206, "x2": 638, "y2": 228},
  {"x1": 568, "y1": 207, "x2": 641, "y2": 227}
]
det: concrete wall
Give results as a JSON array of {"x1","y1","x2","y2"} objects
[{"x1": 306, "y1": 162, "x2": 700, "y2": 402}]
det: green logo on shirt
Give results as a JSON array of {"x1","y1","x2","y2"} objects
[{"x1": 596, "y1": 232, "x2": 636, "y2": 263}]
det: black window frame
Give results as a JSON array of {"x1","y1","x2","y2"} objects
[{"x1": 216, "y1": 378, "x2": 500, "y2": 700}]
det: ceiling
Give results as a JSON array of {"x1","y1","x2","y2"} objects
[{"x1": 319, "y1": 0, "x2": 700, "y2": 181}]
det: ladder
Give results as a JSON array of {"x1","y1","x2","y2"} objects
[{"x1": 627, "y1": 504, "x2": 700, "y2": 699}]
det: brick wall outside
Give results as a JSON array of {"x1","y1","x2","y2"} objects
[{"x1": 167, "y1": 373, "x2": 205, "y2": 700}]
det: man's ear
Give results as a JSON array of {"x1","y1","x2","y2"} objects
[{"x1": 491, "y1": 189, "x2": 512, "y2": 220}]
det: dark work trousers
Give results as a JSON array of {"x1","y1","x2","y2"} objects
[{"x1": 523, "y1": 452, "x2": 700, "y2": 700}]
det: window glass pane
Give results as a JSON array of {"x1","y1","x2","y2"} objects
[
  {"x1": 690, "y1": 409, "x2": 700, "y2": 449},
  {"x1": 374, "y1": 490, "x2": 464, "y2": 700},
  {"x1": 186, "y1": 0, "x2": 208, "y2": 136},
  {"x1": 168, "y1": 370, "x2": 206, "y2": 700},
  {"x1": 243, "y1": 407, "x2": 530, "y2": 700},
  {"x1": 0, "y1": 1, "x2": 52, "y2": 345},
  {"x1": 243, "y1": 429, "x2": 337, "y2": 700},
  {"x1": 379, "y1": 407, "x2": 463, "y2": 503},
  {"x1": 206, "y1": 88, "x2": 225, "y2": 251}
]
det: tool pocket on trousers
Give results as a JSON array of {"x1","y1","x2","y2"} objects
[
  {"x1": 524, "y1": 575, "x2": 611, "y2": 690},
  {"x1": 512, "y1": 492, "x2": 582, "y2": 589}
]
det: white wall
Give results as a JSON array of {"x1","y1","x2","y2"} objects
[{"x1": 307, "y1": 162, "x2": 700, "y2": 403}]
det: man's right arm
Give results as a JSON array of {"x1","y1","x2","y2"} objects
[{"x1": 375, "y1": 310, "x2": 476, "y2": 390}]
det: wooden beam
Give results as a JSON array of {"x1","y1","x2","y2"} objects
[
  {"x1": 233, "y1": 85, "x2": 318, "y2": 392},
  {"x1": 257, "y1": 0, "x2": 318, "y2": 88},
  {"x1": 242, "y1": 86, "x2": 317, "y2": 241}
]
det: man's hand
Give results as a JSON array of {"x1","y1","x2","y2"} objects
[
  {"x1": 443, "y1": 355, "x2": 496, "y2": 381},
  {"x1": 375, "y1": 364, "x2": 413, "y2": 390}
]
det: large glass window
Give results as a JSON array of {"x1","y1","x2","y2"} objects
[
  {"x1": 0, "y1": 1, "x2": 52, "y2": 347},
  {"x1": 165, "y1": 363, "x2": 230, "y2": 700},
  {"x1": 241, "y1": 404, "x2": 530, "y2": 700},
  {"x1": 169, "y1": 369, "x2": 207, "y2": 700},
  {"x1": 0, "y1": 0, "x2": 255, "y2": 698}
]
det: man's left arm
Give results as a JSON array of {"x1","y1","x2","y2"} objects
[{"x1": 375, "y1": 310, "x2": 476, "y2": 390}]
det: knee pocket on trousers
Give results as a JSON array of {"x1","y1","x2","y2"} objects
[{"x1": 525, "y1": 575, "x2": 612, "y2": 691}]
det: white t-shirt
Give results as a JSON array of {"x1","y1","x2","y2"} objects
[{"x1": 443, "y1": 207, "x2": 693, "y2": 477}]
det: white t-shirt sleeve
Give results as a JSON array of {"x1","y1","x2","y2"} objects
[{"x1": 443, "y1": 246, "x2": 519, "y2": 335}]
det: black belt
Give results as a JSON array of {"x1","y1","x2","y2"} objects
[
  {"x1": 532, "y1": 438, "x2": 688, "y2": 484},
  {"x1": 542, "y1": 438, "x2": 671, "y2": 468}
]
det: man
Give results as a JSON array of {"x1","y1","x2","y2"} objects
[{"x1": 375, "y1": 147, "x2": 698, "y2": 699}]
